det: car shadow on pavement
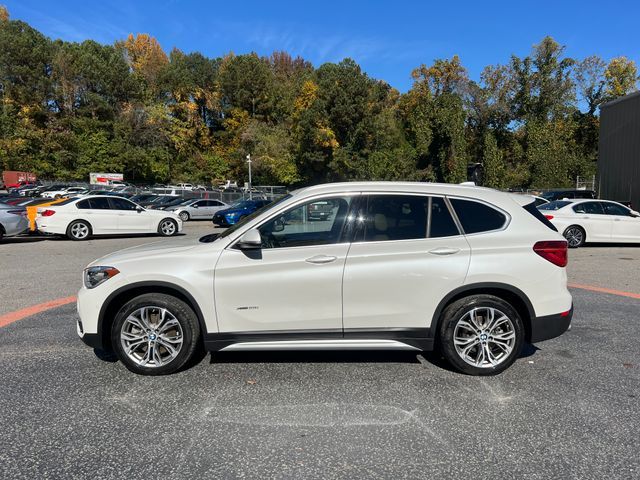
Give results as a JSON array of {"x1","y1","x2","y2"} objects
[{"x1": 92, "y1": 344, "x2": 541, "y2": 373}]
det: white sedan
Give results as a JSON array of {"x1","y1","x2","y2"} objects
[
  {"x1": 539, "y1": 199, "x2": 640, "y2": 247},
  {"x1": 36, "y1": 196, "x2": 182, "y2": 240},
  {"x1": 41, "y1": 186, "x2": 88, "y2": 199}
]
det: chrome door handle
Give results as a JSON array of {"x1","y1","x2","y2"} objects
[
  {"x1": 428, "y1": 247, "x2": 460, "y2": 256},
  {"x1": 305, "y1": 255, "x2": 337, "y2": 264}
]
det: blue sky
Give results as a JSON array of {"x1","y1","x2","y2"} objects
[{"x1": 5, "y1": 0, "x2": 640, "y2": 92}]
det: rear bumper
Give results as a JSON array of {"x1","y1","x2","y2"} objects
[{"x1": 530, "y1": 305, "x2": 573, "y2": 343}]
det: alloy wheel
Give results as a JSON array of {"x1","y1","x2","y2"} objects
[
  {"x1": 453, "y1": 307, "x2": 516, "y2": 368},
  {"x1": 179, "y1": 212, "x2": 189, "y2": 221},
  {"x1": 120, "y1": 306, "x2": 184, "y2": 368},
  {"x1": 71, "y1": 222, "x2": 89, "y2": 239},
  {"x1": 160, "y1": 220, "x2": 176, "y2": 235},
  {"x1": 564, "y1": 227, "x2": 583, "y2": 247}
]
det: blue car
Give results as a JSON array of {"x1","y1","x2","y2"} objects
[{"x1": 212, "y1": 199, "x2": 272, "y2": 226}]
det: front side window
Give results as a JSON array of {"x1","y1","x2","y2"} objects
[
  {"x1": 258, "y1": 196, "x2": 353, "y2": 248},
  {"x1": 108, "y1": 198, "x2": 137, "y2": 210},
  {"x1": 602, "y1": 202, "x2": 630, "y2": 216},
  {"x1": 87, "y1": 197, "x2": 111, "y2": 210},
  {"x1": 450, "y1": 198, "x2": 507, "y2": 234},
  {"x1": 573, "y1": 202, "x2": 604, "y2": 215}
]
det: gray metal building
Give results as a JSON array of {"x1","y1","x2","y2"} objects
[{"x1": 599, "y1": 91, "x2": 640, "y2": 209}]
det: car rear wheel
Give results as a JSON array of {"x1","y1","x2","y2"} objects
[
  {"x1": 158, "y1": 218, "x2": 178, "y2": 236},
  {"x1": 438, "y1": 295, "x2": 524, "y2": 376},
  {"x1": 111, "y1": 293, "x2": 200, "y2": 375},
  {"x1": 67, "y1": 220, "x2": 91, "y2": 241},
  {"x1": 563, "y1": 225, "x2": 585, "y2": 248},
  {"x1": 179, "y1": 211, "x2": 190, "y2": 222}
]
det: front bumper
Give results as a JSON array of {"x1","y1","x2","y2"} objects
[{"x1": 530, "y1": 305, "x2": 573, "y2": 343}]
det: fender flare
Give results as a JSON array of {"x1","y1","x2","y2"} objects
[
  {"x1": 97, "y1": 281, "x2": 207, "y2": 349},
  {"x1": 430, "y1": 282, "x2": 536, "y2": 338}
]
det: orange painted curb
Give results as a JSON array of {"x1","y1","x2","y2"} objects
[
  {"x1": 0, "y1": 296, "x2": 77, "y2": 328},
  {"x1": 568, "y1": 283, "x2": 640, "y2": 300}
]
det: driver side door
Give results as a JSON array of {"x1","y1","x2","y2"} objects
[{"x1": 214, "y1": 194, "x2": 358, "y2": 334}]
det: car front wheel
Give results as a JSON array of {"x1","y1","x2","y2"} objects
[
  {"x1": 438, "y1": 295, "x2": 524, "y2": 375},
  {"x1": 179, "y1": 211, "x2": 190, "y2": 222},
  {"x1": 111, "y1": 293, "x2": 200, "y2": 375},
  {"x1": 158, "y1": 218, "x2": 178, "y2": 236}
]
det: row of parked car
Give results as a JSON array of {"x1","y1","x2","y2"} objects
[{"x1": 0, "y1": 185, "x2": 279, "y2": 241}]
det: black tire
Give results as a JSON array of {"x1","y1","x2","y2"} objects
[
  {"x1": 178, "y1": 211, "x2": 190, "y2": 222},
  {"x1": 66, "y1": 220, "x2": 92, "y2": 241},
  {"x1": 111, "y1": 293, "x2": 201, "y2": 375},
  {"x1": 563, "y1": 225, "x2": 585, "y2": 248},
  {"x1": 0, "y1": 226, "x2": 4, "y2": 242},
  {"x1": 158, "y1": 218, "x2": 178, "y2": 236},
  {"x1": 438, "y1": 294, "x2": 524, "y2": 376}
]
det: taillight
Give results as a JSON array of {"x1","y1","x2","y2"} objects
[
  {"x1": 544, "y1": 215, "x2": 554, "y2": 220},
  {"x1": 533, "y1": 241, "x2": 568, "y2": 267},
  {"x1": 41, "y1": 209, "x2": 56, "y2": 217}
]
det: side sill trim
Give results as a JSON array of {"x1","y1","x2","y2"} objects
[{"x1": 204, "y1": 328, "x2": 434, "y2": 352}]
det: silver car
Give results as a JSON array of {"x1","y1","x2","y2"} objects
[
  {"x1": 0, "y1": 205, "x2": 29, "y2": 241},
  {"x1": 165, "y1": 199, "x2": 229, "y2": 221}
]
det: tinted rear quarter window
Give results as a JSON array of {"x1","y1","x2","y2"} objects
[{"x1": 450, "y1": 198, "x2": 507, "y2": 234}]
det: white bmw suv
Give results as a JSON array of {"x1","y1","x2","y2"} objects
[{"x1": 77, "y1": 182, "x2": 573, "y2": 376}]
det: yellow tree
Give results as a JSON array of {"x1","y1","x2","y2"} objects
[
  {"x1": 605, "y1": 56, "x2": 638, "y2": 99},
  {"x1": 0, "y1": 5, "x2": 9, "y2": 22},
  {"x1": 117, "y1": 33, "x2": 168, "y2": 92}
]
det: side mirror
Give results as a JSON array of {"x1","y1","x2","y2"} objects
[
  {"x1": 236, "y1": 229, "x2": 262, "y2": 250},
  {"x1": 630, "y1": 210, "x2": 640, "y2": 218},
  {"x1": 136, "y1": 206, "x2": 144, "y2": 212},
  {"x1": 192, "y1": 204, "x2": 199, "y2": 208}
]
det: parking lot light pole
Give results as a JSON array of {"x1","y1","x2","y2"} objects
[{"x1": 246, "y1": 154, "x2": 252, "y2": 200}]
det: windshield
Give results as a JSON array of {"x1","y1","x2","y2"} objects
[
  {"x1": 212, "y1": 195, "x2": 292, "y2": 241},
  {"x1": 538, "y1": 200, "x2": 571, "y2": 211}
]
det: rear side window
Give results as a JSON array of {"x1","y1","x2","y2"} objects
[
  {"x1": 450, "y1": 198, "x2": 507, "y2": 234},
  {"x1": 538, "y1": 200, "x2": 571, "y2": 211},
  {"x1": 429, "y1": 197, "x2": 459, "y2": 238},
  {"x1": 76, "y1": 200, "x2": 90, "y2": 209},
  {"x1": 360, "y1": 195, "x2": 429, "y2": 241},
  {"x1": 573, "y1": 202, "x2": 604, "y2": 215}
]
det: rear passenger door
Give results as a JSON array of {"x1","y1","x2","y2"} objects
[{"x1": 342, "y1": 194, "x2": 470, "y2": 334}]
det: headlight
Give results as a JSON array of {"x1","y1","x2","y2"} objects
[
  {"x1": 84, "y1": 266, "x2": 120, "y2": 289},
  {"x1": 226, "y1": 212, "x2": 240, "y2": 219}
]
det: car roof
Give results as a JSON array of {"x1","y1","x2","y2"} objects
[{"x1": 295, "y1": 182, "x2": 530, "y2": 207}]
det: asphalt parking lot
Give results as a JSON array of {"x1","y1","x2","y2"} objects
[{"x1": 1, "y1": 223, "x2": 639, "y2": 478}]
